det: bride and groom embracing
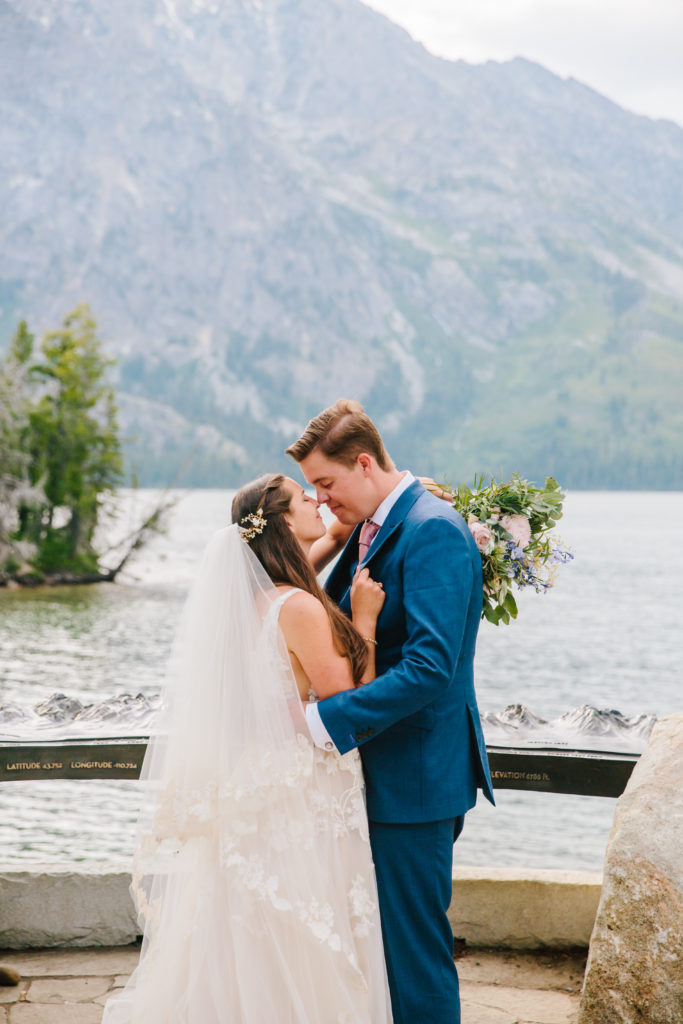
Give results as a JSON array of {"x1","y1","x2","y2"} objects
[{"x1": 103, "y1": 399, "x2": 494, "y2": 1024}]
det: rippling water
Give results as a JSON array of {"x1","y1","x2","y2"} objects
[{"x1": 1, "y1": 490, "x2": 681, "y2": 870}]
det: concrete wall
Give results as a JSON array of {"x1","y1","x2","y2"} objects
[
  {"x1": 450, "y1": 866, "x2": 603, "y2": 949},
  {"x1": 0, "y1": 862, "x2": 603, "y2": 950},
  {"x1": 0, "y1": 865, "x2": 138, "y2": 949}
]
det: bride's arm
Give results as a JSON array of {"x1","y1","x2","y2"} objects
[
  {"x1": 279, "y1": 578, "x2": 385, "y2": 697},
  {"x1": 279, "y1": 592, "x2": 356, "y2": 699},
  {"x1": 308, "y1": 517, "x2": 354, "y2": 574},
  {"x1": 350, "y1": 567, "x2": 384, "y2": 685}
]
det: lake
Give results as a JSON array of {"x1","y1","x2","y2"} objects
[{"x1": 1, "y1": 489, "x2": 680, "y2": 871}]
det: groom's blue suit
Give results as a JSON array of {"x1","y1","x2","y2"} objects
[{"x1": 319, "y1": 479, "x2": 494, "y2": 1024}]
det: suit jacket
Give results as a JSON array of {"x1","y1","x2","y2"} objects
[{"x1": 320, "y1": 479, "x2": 495, "y2": 823}]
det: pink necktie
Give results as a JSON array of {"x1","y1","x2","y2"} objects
[{"x1": 358, "y1": 520, "x2": 380, "y2": 563}]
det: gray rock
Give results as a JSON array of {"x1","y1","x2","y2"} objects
[{"x1": 578, "y1": 713, "x2": 683, "y2": 1024}]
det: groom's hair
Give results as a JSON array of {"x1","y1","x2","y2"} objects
[{"x1": 285, "y1": 398, "x2": 393, "y2": 471}]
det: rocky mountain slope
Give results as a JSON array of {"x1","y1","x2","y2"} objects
[{"x1": 2, "y1": 0, "x2": 682, "y2": 486}]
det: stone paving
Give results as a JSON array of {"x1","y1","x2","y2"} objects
[{"x1": 0, "y1": 945, "x2": 585, "y2": 1023}]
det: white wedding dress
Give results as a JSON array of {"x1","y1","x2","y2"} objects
[{"x1": 102, "y1": 526, "x2": 392, "y2": 1024}]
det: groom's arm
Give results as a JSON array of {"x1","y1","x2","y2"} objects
[{"x1": 314, "y1": 516, "x2": 475, "y2": 755}]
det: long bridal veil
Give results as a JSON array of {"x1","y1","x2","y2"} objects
[{"x1": 103, "y1": 525, "x2": 392, "y2": 1024}]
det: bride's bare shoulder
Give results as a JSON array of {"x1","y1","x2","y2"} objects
[
  {"x1": 278, "y1": 589, "x2": 324, "y2": 614},
  {"x1": 277, "y1": 590, "x2": 328, "y2": 631}
]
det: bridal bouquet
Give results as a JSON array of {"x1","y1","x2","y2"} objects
[{"x1": 439, "y1": 475, "x2": 573, "y2": 625}]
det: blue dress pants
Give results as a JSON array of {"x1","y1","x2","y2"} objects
[{"x1": 369, "y1": 817, "x2": 465, "y2": 1024}]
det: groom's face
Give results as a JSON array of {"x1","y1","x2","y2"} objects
[{"x1": 299, "y1": 449, "x2": 376, "y2": 525}]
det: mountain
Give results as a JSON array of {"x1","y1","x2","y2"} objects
[{"x1": 1, "y1": 0, "x2": 683, "y2": 488}]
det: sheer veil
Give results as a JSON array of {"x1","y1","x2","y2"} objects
[{"x1": 102, "y1": 524, "x2": 392, "y2": 1024}]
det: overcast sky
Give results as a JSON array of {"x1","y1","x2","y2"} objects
[{"x1": 364, "y1": 0, "x2": 683, "y2": 129}]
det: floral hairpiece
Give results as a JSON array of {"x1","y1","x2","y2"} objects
[{"x1": 239, "y1": 506, "x2": 267, "y2": 542}]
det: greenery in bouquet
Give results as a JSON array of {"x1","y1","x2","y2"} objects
[{"x1": 442, "y1": 475, "x2": 573, "y2": 626}]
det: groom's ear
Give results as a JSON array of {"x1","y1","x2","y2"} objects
[{"x1": 357, "y1": 453, "x2": 373, "y2": 475}]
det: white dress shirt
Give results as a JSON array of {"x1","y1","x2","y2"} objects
[{"x1": 305, "y1": 472, "x2": 415, "y2": 751}]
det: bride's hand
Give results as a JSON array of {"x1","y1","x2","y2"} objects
[
  {"x1": 418, "y1": 476, "x2": 453, "y2": 502},
  {"x1": 351, "y1": 566, "x2": 386, "y2": 630}
]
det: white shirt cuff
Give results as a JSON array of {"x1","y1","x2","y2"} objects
[{"x1": 305, "y1": 702, "x2": 338, "y2": 752}]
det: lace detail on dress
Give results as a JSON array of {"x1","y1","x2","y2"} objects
[
  {"x1": 142, "y1": 736, "x2": 366, "y2": 848},
  {"x1": 349, "y1": 873, "x2": 377, "y2": 938}
]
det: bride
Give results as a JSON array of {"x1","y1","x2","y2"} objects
[{"x1": 102, "y1": 473, "x2": 393, "y2": 1023}]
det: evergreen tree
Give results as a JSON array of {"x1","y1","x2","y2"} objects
[
  {"x1": 21, "y1": 305, "x2": 124, "y2": 573},
  {"x1": 0, "y1": 321, "x2": 45, "y2": 576}
]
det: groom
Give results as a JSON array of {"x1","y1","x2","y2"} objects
[{"x1": 286, "y1": 399, "x2": 494, "y2": 1024}]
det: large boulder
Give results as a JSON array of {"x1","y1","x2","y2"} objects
[{"x1": 579, "y1": 713, "x2": 683, "y2": 1024}]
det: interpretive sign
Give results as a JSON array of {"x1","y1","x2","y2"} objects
[
  {"x1": 486, "y1": 745, "x2": 638, "y2": 798},
  {"x1": 0, "y1": 738, "x2": 145, "y2": 781},
  {"x1": 0, "y1": 738, "x2": 639, "y2": 796}
]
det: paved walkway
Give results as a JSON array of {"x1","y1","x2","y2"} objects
[{"x1": 0, "y1": 946, "x2": 586, "y2": 1023}]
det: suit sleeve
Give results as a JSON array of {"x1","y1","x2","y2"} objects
[{"x1": 317, "y1": 516, "x2": 475, "y2": 755}]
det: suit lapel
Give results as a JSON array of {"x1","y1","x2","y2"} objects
[
  {"x1": 362, "y1": 479, "x2": 424, "y2": 567},
  {"x1": 325, "y1": 523, "x2": 362, "y2": 602},
  {"x1": 325, "y1": 480, "x2": 425, "y2": 603}
]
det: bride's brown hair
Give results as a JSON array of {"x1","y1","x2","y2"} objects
[{"x1": 232, "y1": 474, "x2": 368, "y2": 686}]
